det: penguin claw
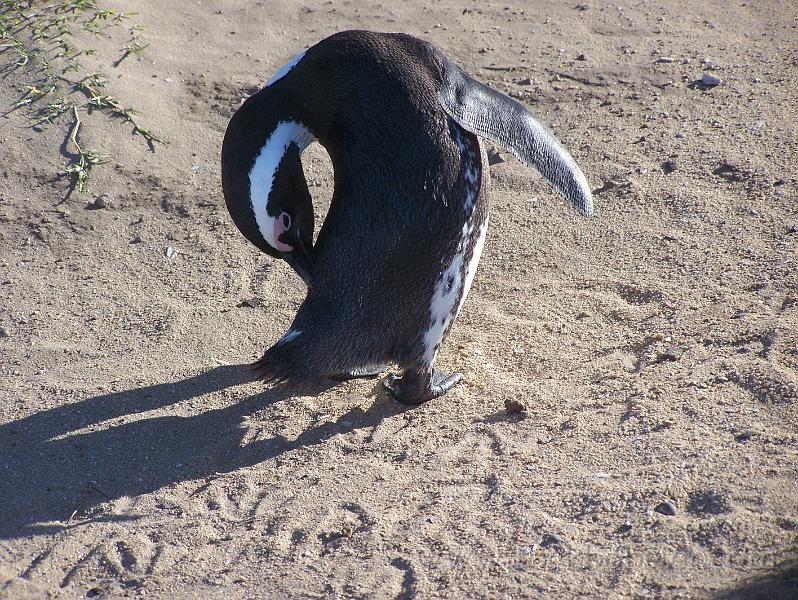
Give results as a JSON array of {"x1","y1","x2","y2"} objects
[
  {"x1": 431, "y1": 369, "x2": 463, "y2": 394},
  {"x1": 383, "y1": 369, "x2": 463, "y2": 405},
  {"x1": 331, "y1": 364, "x2": 389, "y2": 381}
]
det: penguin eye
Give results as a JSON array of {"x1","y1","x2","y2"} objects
[{"x1": 280, "y1": 212, "x2": 291, "y2": 230}]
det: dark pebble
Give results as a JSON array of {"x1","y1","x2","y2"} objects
[
  {"x1": 87, "y1": 194, "x2": 110, "y2": 210},
  {"x1": 662, "y1": 159, "x2": 678, "y2": 174},
  {"x1": 735, "y1": 430, "x2": 755, "y2": 443},
  {"x1": 654, "y1": 501, "x2": 677, "y2": 516},
  {"x1": 656, "y1": 347, "x2": 683, "y2": 362},
  {"x1": 541, "y1": 533, "x2": 562, "y2": 547},
  {"x1": 488, "y1": 148, "x2": 507, "y2": 165},
  {"x1": 504, "y1": 398, "x2": 528, "y2": 415},
  {"x1": 237, "y1": 298, "x2": 265, "y2": 309}
]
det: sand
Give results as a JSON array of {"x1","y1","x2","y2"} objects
[{"x1": 1, "y1": 0, "x2": 796, "y2": 598}]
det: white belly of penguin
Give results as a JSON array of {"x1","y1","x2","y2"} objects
[
  {"x1": 422, "y1": 132, "x2": 487, "y2": 368},
  {"x1": 422, "y1": 216, "x2": 488, "y2": 366}
]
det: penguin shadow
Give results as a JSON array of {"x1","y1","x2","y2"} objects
[
  {"x1": 712, "y1": 557, "x2": 798, "y2": 600},
  {"x1": 0, "y1": 364, "x2": 402, "y2": 540}
]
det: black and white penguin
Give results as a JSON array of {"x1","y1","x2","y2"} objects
[{"x1": 222, "y1": 30, "x2": 593, "y2": 404}]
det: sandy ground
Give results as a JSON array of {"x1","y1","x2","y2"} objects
[{"x1": 1, "y1": 0, "x2": 797, "y2": 598}]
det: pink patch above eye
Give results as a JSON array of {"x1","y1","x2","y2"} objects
[{"x1": 272, "y1": 219, "x2": 293, "y2": 252}]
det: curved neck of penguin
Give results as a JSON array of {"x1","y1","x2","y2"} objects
[{"x1": 248, "y1": 120, "x2": 315, "y2": 248}]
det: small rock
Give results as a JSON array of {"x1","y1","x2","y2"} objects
[
  {"x1": 87, "y1": 194, "x2": 110, "y2": 210},
  {"x1": 594, "y1": 471, "x2": 610, "y2": 479},
  {"x1": 734, "y1": 430, "x2": 755, "y2": 443},
  {"x1": 237, "y1": 298, "x2": 264, "y2": 309},
  {"x1": 488, "y1": 148, "x2": 507, "y2": 165},
  {"x1": 656, "y1": 347, "x2": 683, "y2": 363},
  {"x1": 541, "y1": 533, "x2": 562, "y2": 547},
  {"x1": 504, "y1": 398, "x2": 527, "y2": 415},
  {"x1": 0, "y1": 325, "x2": 9, "y2": 338},
  {"x1": 518, "y1": 77, "x2": 532, "y2": 85},
  {"x1": 655, "y1": 56, "x2": 675, "y2": 63},
  {"x1": 576, "y1": 311, "x2": 591, "y2": 319},
  {"x1": 165, "y1": 246, "x2": 178, "y2": 259},
  {"x1": 654, "y1": 501, "x2": 677, "y2": 516},
  {"x1": 576, "y1": 53, "x2": 587, "y2": 61},
  {"x1": 701, "y1": 73, "x2": 721, "y2": 87}
]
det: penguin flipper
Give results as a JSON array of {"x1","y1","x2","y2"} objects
[{"x1": 438, "y1": 64, "x2": 593, "y2": 217}]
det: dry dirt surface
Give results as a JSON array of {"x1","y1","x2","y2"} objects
[{"x1": 1, "y1": 0, "x2": 797, "y2": 598}]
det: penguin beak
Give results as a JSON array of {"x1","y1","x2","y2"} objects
[{"x1": 279, "y1": 224, "x2": 314, "y2": 287}]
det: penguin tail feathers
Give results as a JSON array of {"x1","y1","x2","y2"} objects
[
  {"x1": 252, "y1": 348, "x2": 292, "y2": 386},
  {"x1": 438, "y1": 63, "x2": 594, "y2": 217},
  {"x1": 252, "y1": 333, "x2": 327, "y2": 388}
]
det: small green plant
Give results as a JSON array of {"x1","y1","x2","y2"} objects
[
  {"x1": 0, "y1": 0, "x2": 165, "y2": 194},
  {"x1": 76, "y1": 73, "x2": 165, "y2": 147},
  {"x1": 63, "y1": 104, "x2": 108, "y2": 193}
]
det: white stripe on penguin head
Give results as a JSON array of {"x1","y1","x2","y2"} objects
[
  {"x1": 248, "y1": 121, "x2": 315, "y2": 250},
  {"x1": 265, "y1": 50, "x2": 307, "y2": 87}
]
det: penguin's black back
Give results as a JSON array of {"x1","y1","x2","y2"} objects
[{"x1": 266, "y1": 31, "x2": 485, "y2": 374}]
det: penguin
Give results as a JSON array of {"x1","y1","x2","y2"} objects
[{"x1": 221, "y1": 30, "x2": 593, "y2": 405}]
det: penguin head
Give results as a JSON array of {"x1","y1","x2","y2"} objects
[
  {"x1": 222, "y1": 90, "x2": 317, "y2": 286},
  {"x1": 257, "y1": 137, "x2": 315, "y2": 285}
]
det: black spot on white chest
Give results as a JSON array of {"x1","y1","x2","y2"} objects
[{"x1": 421, "y1": 124, "x2": 489, "y2": 366}]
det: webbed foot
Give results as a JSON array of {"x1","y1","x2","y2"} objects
[{"x1": 383, "y1": 368, "x2": 463, "y2": 405}]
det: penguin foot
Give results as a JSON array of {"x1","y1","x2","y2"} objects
[
  {"x1": 330, "y1": 364, "x2": 389, "y2": 381},
  {"x1": 383, "y1": 369, "x2": 463, "y2": 405}
]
